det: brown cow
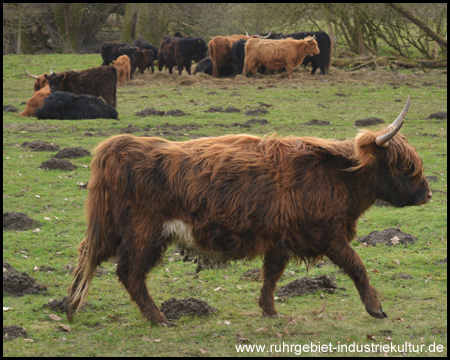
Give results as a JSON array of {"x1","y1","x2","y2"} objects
[
  {"x1": 243, "y1": 36, "x2": 320, "y2": 79},
  {"x1": 44, "y1": 66, "x2": 117, "y2": 108},
  {"x1": 208, "y1": 34, "x2": 256, "y2": 78},
  {"x1": 17, "y1": 86, "x2": 51, "y2": 117},
  {"x1": 66, "y1": 98, "x2": 431, "y2": 325},
  {"x1": 112, "y1": 55, "x2": 131, "y2": 86}
]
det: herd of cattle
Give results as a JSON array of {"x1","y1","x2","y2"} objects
[{"x1": 18, "y1": 30, "x2": 331, "y2": 120}]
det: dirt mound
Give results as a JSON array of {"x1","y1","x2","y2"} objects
[
  {"x1": 165, "y1": 109, "x2": 187, "y2": 117},
  {"x1": 357, "y1": 228, "x2": 418, "y2": 246},
  {"x1": 3, "y1": 212, "x2": 41, "y2": 231},
  {"x1": 304, "y1": 119, "x2": 330, "y2": 126},
  {"x1": 3, "y1": 326, "x2": 28, "y2": 341},
  {"x1": 39, "y1": 158, "x2": 77, "y2": 170},
  {"x1": 160, "y1": 298, "x2": 217, "y2": 321},
  {"x1": 230, "y1": 119, "x2": 269, "y2": 128},
  {"x1": 3, "y1": 262, "x2": 47, "y2": 296},
  {"x1": 45, "y1": 297, "x2": 68, "y2": 313},
  {"x1": 53, "y1": 147, "x2": 90, "y2": 159},
  {"x1": 277, "y1": 275, "x2": 339, "y2": 297},
  {"x1": 3, "y1": 105, "x2": 18, "y2": 112},
  {"x1": 426, "y1": 112, "x2": 447, "y2": 120},
  {"x1": 204, "y1": 106, "x2": 241, "y2": 113},
  {"x1": 21, "y1": 140, "x2": 60, "y2": 151},
  {"x1": 354, "y1": 117, "x2": 385, "y2": 126},
  {"x1": 135, "y1": 108, "x2": 165, "y2": 117}
]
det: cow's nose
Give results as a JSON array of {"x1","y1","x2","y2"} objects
[{"x1": 426, "y1": 190, "x2": 433, "y2": 202}]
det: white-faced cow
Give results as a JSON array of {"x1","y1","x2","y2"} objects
[{"x1": 66, "y1": 98, "x2": 431, "y2": 325}]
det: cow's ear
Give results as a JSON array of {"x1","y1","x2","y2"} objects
[
  {"x1": 44, "y1": 74, "x2": 49, "y2": 80},
  {"x1": 61, "y1": 73, "x2": 67, "y2": 81}
]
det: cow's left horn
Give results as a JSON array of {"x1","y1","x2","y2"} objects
[
  {"x1": 50, "y1": 67, "x2": 54, "y2": 75},
  {"x1": 24, "y1": 68, "x2": 40, "y2": 79},
  {"x1": 375, "y1": 96, "x2": 410, "y2": 148}
]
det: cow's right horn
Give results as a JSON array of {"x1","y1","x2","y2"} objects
[
  {"x1": 50, "y1": 67, "x2": 54, "y2": 75},
  {"x1": 375, "y1": 96, "x2": 410, "y2": 148},
  {"x1": 24, "y1": 68, "x2": 40, "y2": 79}
]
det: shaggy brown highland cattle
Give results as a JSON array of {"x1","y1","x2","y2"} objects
[
  {"x1": 17, "y1": 86, "x2": 51, "y2": 117},
  {"x1": 208, "y1": 33, "x2": 270, "y2": 77},
  {"x1": 243, "y1": 36, "x2": 321, "y2": 79},
  {"x1": 66, "y1": 97, "x2": 431, "y2": 325},
  {"x1": 112, "y1": 55, "x2": 131, "y2": 86}
]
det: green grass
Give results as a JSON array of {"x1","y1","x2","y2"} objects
[{"x1": 3, "y1": 54, "x2": 447, "y2": 356}]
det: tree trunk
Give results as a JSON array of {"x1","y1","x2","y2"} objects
[{"x1": 387, "y1": 4, "x2": 447, "y2": 48}]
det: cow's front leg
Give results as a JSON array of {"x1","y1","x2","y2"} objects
[
  {"x1": 259, "y1": 250, "x2": 290, "y2": 317},
  {"x1": 326, "y1": 240, "x2": 387, "y2": 319}
]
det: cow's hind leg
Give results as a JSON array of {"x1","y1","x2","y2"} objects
[
  {"x1": 259, "y1": 250, "x2": 290, "y2": 317},
  {"x1": 326, "y1": 240, "x2": 387, "y2": 319},
  {"x1": 116, "y1": 230, "x2": 170, "y2": 325}
]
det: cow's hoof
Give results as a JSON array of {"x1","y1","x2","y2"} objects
[{"x1": 367, "y1": 306, "x2": 388, "y2": 319}]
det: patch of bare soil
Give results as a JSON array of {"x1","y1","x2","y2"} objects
[
  {"x1": 3, "y1": 262, "x2": 47, "y2": 296},
  {"x1": 21, "y1": 140, "x2": 60, "y2": 151},
  {"x1": 160, "y1": 298, "x2": 217, "y2": 321},
  {"x1": 53, "y1": 147, "x2": 90, "y2": 159},
  {"x1": 240, "y1": 268, "x2": 262, "y2": 281},
  {"x1": 39, "y1": 158, "x2": 77, "y2": 170},
  {"x1": 277, "y1": 275, "x2": 340, "y2": 297},
  {"x1": 3, "y1": 212, "x2": 41, "y2": 231},
  {"x1": 357, "y1": 228, "x2": 418, "y2": 246},
  {"x1": 3, "y1": 325, "x2": 28, "y2": 341},
  {"x1": 244, "y1": 108, "x2": 269, "y2": 116}
]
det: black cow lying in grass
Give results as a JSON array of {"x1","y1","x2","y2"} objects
[{"x1": 35, "y1": 91, "x2": 118, "y2": 120}]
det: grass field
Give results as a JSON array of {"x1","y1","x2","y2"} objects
[{"x1": 3, "y1": 54, "x2": 447, "y2": 357}]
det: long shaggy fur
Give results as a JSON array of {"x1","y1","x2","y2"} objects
[{"x1": 67, "y1": 129, "x2": 430, "y2": 323}]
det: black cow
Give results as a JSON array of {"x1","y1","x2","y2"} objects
[
  {"x1": 231, "y1": 39, "x2": 247, "y2": 74},
  {"x1": 35, "y1": 91, "x2": 118, "y2": 120},
  {"x1": 193, "y1": 57, "x2": 236, "y2": 77},
  {"x1": 44, "y1": 66, "x2": 117, "y2": 108},
  {"x1": 158, "y1": 36, "x2": 208, "y2": 75},
  {"x1": 100, "y1": 42, "x2": 138, "y2": 78}
]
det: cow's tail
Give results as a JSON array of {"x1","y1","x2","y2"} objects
[
  {"x1": 66, "y1": 142, "x2": 117, "y2": 321},
  {"x1": 327, "y1": 34, "x2": 333, "y2": 73},
  {"x1": 208, "y1": 40, "x2": 218, "y2": 78}
]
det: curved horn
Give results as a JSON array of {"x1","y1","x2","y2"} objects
[
  {"x1": 375, "y1": 96, "x2": 410, "y2": 148},
  {"x1": 50, "y1": 67, "x2": 54, "y2": 75},
  {"x1": 244, "y1": 28, "x2": 249, "y2": 36},
  {"x1": 24, "y1": 68, "x2": 40, "y2": 79},
  {"x1": 307, "y1": 35, "x2": 316, "y2": 42},
  {"x1": 260, "y1": 31, "x2": 271, "y2": 39}
]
